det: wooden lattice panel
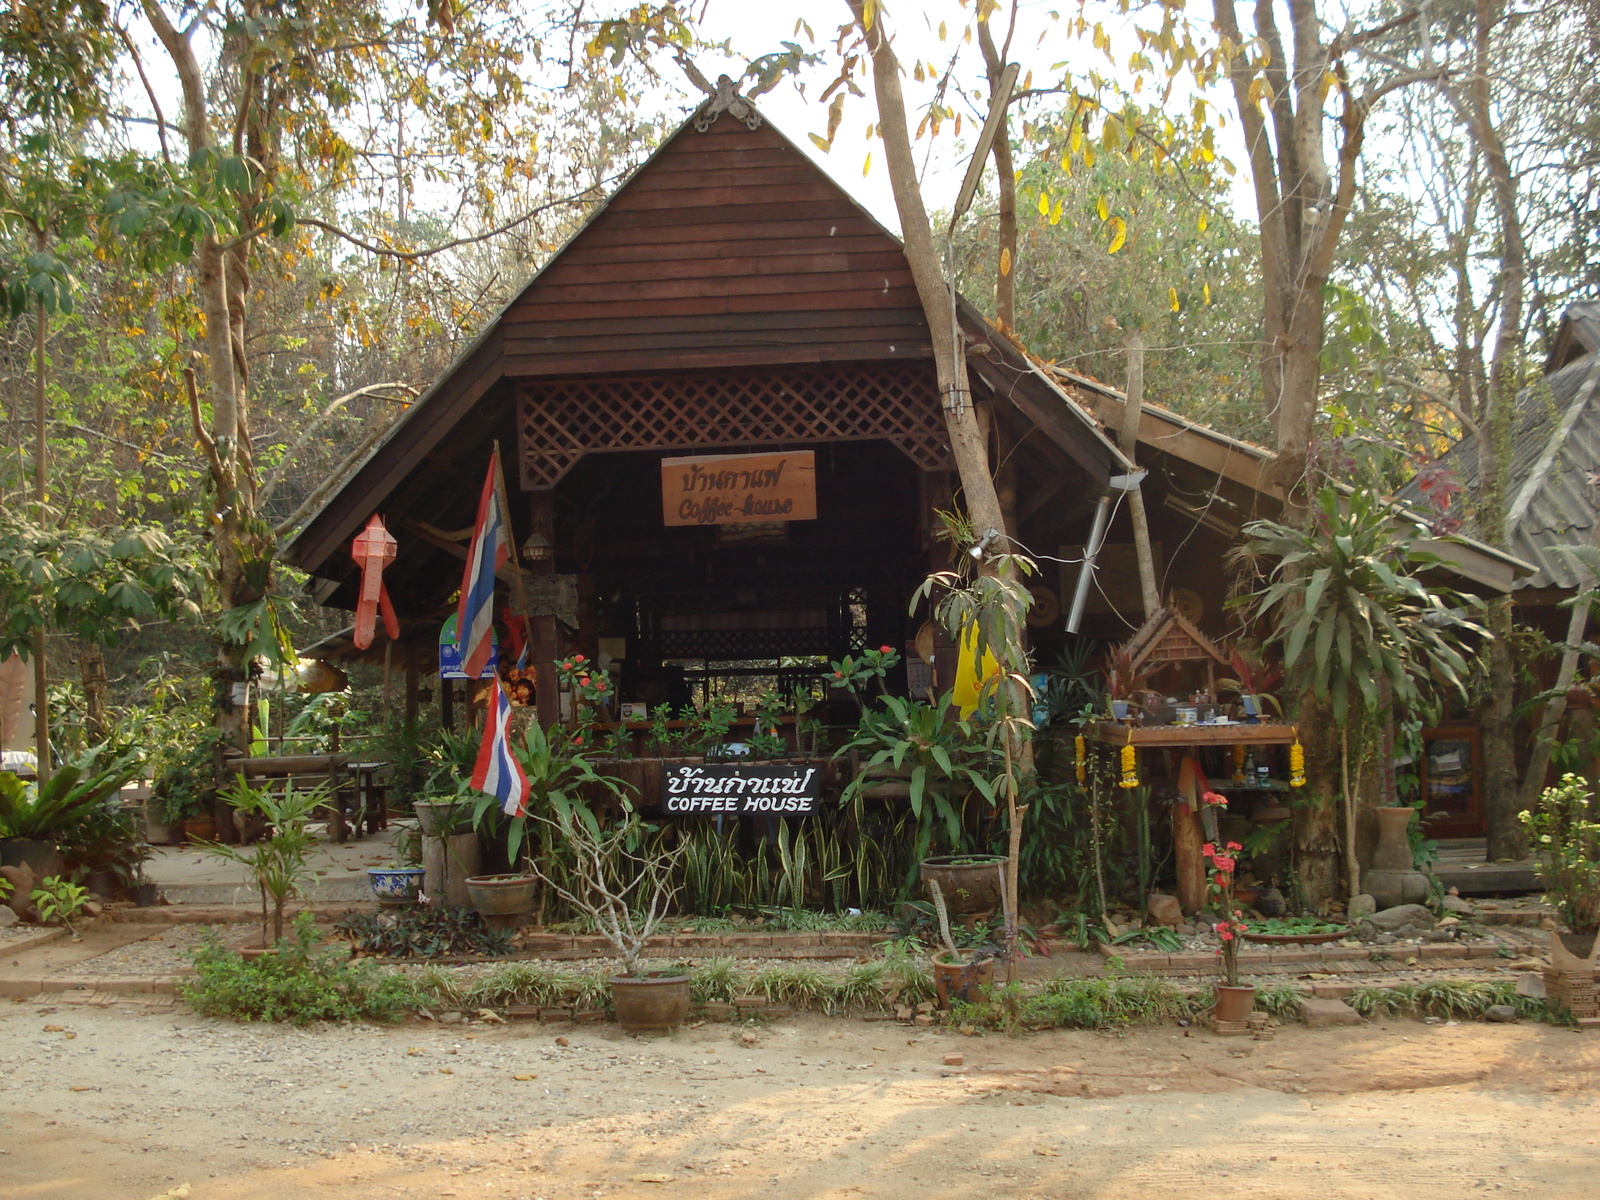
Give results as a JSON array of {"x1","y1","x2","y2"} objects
[{"x1": 515, "y1": 367, "x2": 949, "y2": 488}]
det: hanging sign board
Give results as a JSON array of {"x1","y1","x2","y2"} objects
[
  {"x1": 661, "y1": 451, "x2": 817, "y2": 527},
  {"x1": 438, "y1": 613, "x2": 498, "y2": 679},
  {"x1": 659, "y1": 763, "x2": 822, "y2": 815}
]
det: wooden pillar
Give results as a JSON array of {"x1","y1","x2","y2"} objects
[
  {"x1": 527, "y1": 489, "x2": 561, "y2": 730},
  {"x1": 1174, "y1": 756, "x2": 1207, "y2": 915},
  {"x1": 404, "y1": 654, "x2": 419, "y2": 731},
  {"x1": 440, "y1": 677, "x2": 454, "y2": 731}
]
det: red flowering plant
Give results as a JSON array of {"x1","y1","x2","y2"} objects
[
  {"x1": 555, "y1": 653, "x2": 613, "y2": 730},
  {"x1": 1203, "y1": 840, "x2": 1248, "y2": 987}
]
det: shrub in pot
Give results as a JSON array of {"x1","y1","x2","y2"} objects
[
  {"x1": 1204, "y1": 840, "x2": 1255, "y2": 1023},
  {"x1": 465, "y1": 720, "x2": 631, "y2": 924},
  {"x1": 528, "y1": 810, "x2": 690, "y2": 1034},
  {"x1": 1520, "y1": 773, "x2": 1600, "y2": 965}
]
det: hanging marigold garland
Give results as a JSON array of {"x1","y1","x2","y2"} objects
[
  {"x1": 1074, "y1": 733, "x2": 1087, "y2": 785},
  {"x1": 1118, "y1": 730, "x2": 1140, "y2": 789},
  {"x1": 1289, "y1": 729, "x2": 1306, "y2": 788}
]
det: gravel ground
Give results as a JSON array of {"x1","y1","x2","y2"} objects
[
  {"x1": 62, "y1": 924, "x2": 238, "y2": 976},
  {"x1": 0, "y1": 924, "x2": 52, "y2": 949}
]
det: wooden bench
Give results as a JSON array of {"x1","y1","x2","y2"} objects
[{"x1": 231, "y1": 753, "x2": 375, "y2": 844}]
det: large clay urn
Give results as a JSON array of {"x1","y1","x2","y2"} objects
[{"x1": 1364, "y1": 806, "x2": 1430, "y2": 909}]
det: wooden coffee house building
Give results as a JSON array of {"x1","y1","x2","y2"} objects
[{"x1": 285, "y1": 85, "x2": 1140, "y2": 722}]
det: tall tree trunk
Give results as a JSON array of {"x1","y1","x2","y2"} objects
[
  {"x1": 849, "y1": 0, "x2": 1028, "y2": 959},
  {"x1": 1462, "y1": 0, "x2": 1528, "y2": 861},
  {"x1": 79, "y1": 645, "x2": 108, "y2": 747},
  {"x1": 975, "y1": 13, "x2": 1017, "y2": 331},
  {"x1": 32, "y1": 284, "x2": 50, "y2": 784}
]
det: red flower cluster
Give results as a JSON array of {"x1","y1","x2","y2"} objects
[{"x1": 1200, "y1": 790, "x2": 1228, "y2": 808}]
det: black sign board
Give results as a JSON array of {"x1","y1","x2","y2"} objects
[{"x1": 659, "y1": 763, "x2": 821, "y2": 815}]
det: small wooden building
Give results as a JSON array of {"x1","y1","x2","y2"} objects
[{"x1": 283, "y1": 87, "x2": 1129, "y2": 721}]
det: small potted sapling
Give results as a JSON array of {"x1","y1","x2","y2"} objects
[
  {"x1": 199, "y1": 777, "x2": 327, "y2": 949},
  {"x1": 926, "y1": 878, "x2": 995, "y2": 1009},
  {"x1": 529, "y1": 810, "x2": 690, "y2": 1033}
]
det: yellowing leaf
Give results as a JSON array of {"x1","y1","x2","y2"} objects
[
  {"x1": 1096, "y1": 196, "x2": 1109, "y2": 221},
  {"x1": 1198, "y1": 211, "x2": 1209, "y2": 232},
  {"x1": 808, "y1": 132, "x2": 830, "y2": 152},
  {"x1": 1050, "y1": 198, "x2": 1064, "y2": 226},
  {"x1": 1107, "y1": 216, "x2": 1126, "y2": 253},
  {"x1": 999, "y1": 247, "x2": 1012, "y2": 276},
  {"x1": 1038, "y1": 190, "x2": 1051, "y2": 217},
  {"x1": 939, "y1": 20, "x2": 947, "y2": 40},
  {"x1": 1169, "y1": 287, "x2": 1180, "y2": 312},
  {"x1": 862, "y1": 151, "x2": 872, "y2": 176},
  {"x1": 1203, "y1": 282, "x2": 1212, "y2": 305}
]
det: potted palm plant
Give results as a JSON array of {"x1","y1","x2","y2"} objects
[
  {"x1": 198, "y1": 777, "x2": 327, "y2": 947},
  {"x1": 528, "y1": 810, "x2": 690, "y2": 1033}
]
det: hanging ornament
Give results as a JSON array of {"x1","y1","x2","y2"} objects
[
  {"x1": 1118, "y1": 733, "x2": 1140, "y2": 789},
  {"x1": 1074, "y1": 734, "x2": 1087, "y2": 786},
  {"x1": 1289, "y1": 729, "x2": 1306, "y2": 788},
  {"x1": 351, "y1": 514, "x2": 401, "y2": 650}
]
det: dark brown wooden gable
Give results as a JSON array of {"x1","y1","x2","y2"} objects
[{"x1": 497, "y1": 118, "x2": 931, "y2": 377}]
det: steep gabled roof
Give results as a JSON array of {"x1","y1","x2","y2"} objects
[
  {"x1": 1398, "y1": 351, "x2": 1600, "y2": 590},
  {"x1": 282, "y1": 88, "x2": 1125, "y2": 588}
]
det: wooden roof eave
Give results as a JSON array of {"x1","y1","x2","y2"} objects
[{"x1": 960, "y1": 305, "x2": 1131, "y2": 487}]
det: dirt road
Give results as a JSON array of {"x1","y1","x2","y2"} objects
[{"x1": 2, "y1": 1003, "x2": 1596, "y2": 1199}]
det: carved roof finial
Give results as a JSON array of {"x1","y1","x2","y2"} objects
[{"x1": 694, "y1": 75, "x2": 762, "y2": 133}]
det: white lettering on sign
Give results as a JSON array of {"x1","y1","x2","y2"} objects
[{"x1": 660, "y1": 764, "x2": 821, "y2": 815}]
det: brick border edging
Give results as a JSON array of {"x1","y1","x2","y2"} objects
[{"x1": 1094, "y1": 938, "x2": 1514, "y2": 973}]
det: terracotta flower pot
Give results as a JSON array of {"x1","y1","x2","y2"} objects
[
  {"x1": 181, "y1": 818, "x2": 217, "y2": 844},
  {"x1": 1213, "y1": 984, "x2": 1256, "y2": 1024},
  {"x1": 932, "y1": 951, "x2": 994, "y2": 1009},
  {"x1": 465, "y1": 873, "x2": 537, "y2": 916},
  {"x1": 611, "y1": 973, "x2": 691, "y2": 1034}
]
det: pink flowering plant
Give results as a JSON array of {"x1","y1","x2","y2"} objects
[
  {"x1": 555, "y1": 653, "x2": 612, "y2": 714},
  {"x1": 1203, "y1": 840, "x2": 1248, "y2": 987}
]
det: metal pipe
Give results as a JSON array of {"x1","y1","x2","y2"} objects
[{"x1": 1065, "y1": 492, "x2": 1113, "y2": 633}]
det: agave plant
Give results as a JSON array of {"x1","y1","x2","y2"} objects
[{"x1": 1232, "y1": 488, "x2": 1485, "y2": 725}]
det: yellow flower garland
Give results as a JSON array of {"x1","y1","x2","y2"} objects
[
  {"x1": 1074, "y1": 734, "x2": 1087, "y2": 785},
  {"x1": 1289, "y1": 730, "x2": 1306, "y2": 788},
  {"x1": 1119, "y1": 737, "x2": 1139, "y2": 789}
]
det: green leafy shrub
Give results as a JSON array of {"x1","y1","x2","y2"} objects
[
  {"x1": 335, "y1": 905, "x2": 514, "y2": 959},
  {"x1": 183, "y1": 912, "x2": 419, "y2": 1025}
]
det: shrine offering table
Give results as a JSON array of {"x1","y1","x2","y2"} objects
[{"x1": 1087, "y1": 723, "x2": 1298, "y2": 915}]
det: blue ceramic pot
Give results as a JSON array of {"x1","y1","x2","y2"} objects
[{"x1": 367, "y1": 867, "x2": 425, "y2": 903}]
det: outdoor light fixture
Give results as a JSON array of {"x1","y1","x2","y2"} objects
[
  {"x1": 969, "y1": 527, "x2": 1002, "y2": 560},
  {"x1": 522, "y1": 531, "x2": 552, "y2": 563}
]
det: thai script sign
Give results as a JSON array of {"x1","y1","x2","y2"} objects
[
  {"x1": 660, "y1": 451, "x2": 817, "y2": 527},
  {"x1": 659, "y1": 763, "x2": 821, "y2": 815}
]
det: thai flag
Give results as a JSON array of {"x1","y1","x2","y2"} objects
[
  {"x1": 456, "y1": 449, "x2": 507, "y2": 680},
  {"x1": 472, "y1": 679, "x2": 529, "y2": 817}
]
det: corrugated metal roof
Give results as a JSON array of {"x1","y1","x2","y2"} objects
[
  {"x1": 1545, "y1": 299, "x2": 1600, "y2": 373},
  {"x1": 1399, "y1": 352, "x2": 1600, "y2": 589}
]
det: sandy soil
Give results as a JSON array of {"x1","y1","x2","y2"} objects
[{"x1": 2, "y1": 1004, "x2": 1598, "y2": 1200}]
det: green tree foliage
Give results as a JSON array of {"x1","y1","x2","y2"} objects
[{"x1": 954, "y1": 105, "x2": 1264, "y2": 439}]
